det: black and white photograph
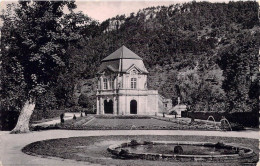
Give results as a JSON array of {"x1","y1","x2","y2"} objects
[{"x1": 0, "y1": 0, "x2": 259, "y2": 165}]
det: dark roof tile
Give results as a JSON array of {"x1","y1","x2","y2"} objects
[{"x1": 102, "y1": 45, "x2": 142, "y2": 61}]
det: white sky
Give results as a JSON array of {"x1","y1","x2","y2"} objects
[
  {"x1": 75, "y1": 0, "x2": 238, "y2": 22},
  {"x1": 0, "y1": 0, "x2": 243, "y2": 24},
  {"x1": 75, "y1": 1, "x2": 176, "y2": 22}
]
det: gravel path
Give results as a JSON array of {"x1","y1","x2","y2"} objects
[
  {"x1": 0, "y1": 130, "x2": 259, "y2": 166},
  {"x1": 31, "y1": 113, "x2": 83, "y2": 127}
]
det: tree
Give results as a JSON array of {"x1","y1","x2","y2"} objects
[
  {"x1": 217, "y1": 32, "x2": 259, "y2": 113},
  {"x1": 175, "y1": 68, "x2": 226, "y2": 112},
  {"x1": 78, "y1": 94, "x2": 92, "y2": 109},
  {"x1": 1, "y1": 3, "x2": 27, "y2": 120},
  {"x1": 1, "y1": 1, "x2": 82, "y2": 133},
  {"x1": 175, "y1": 69, "x2": 201, "y2": 110}
]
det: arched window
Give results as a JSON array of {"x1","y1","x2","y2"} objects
[
  {"x1": 103, "y1": 78, "x2": 108, "y2": 89},
  {"x1": 131, "y1": 78, "x2": 137, "y2": 89}
]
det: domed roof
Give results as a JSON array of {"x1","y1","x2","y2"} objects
[
  {"x1": 98, "y1": 46, "x2": 148, "y2": 74},
  {"x1": 102, "y1": 45, "x2": 142, "y2": 62}
]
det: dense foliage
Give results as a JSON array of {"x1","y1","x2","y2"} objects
[
  {"x1": 67, "y1": 1, "x2": 258, "y2": 113},
  {"x1": 217, "y1": 32, "x2": 259, "y2": 113},
  {"x1": 1, "y1": 1, "x2": 259, "y2": 118},
  {"x1": 0, "y1": 1, "x2": 92, "y2": 112}
]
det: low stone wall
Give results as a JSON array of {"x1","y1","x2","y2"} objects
[{"x1": 107, "y1": 140, "x2": 255, "y2": 162}]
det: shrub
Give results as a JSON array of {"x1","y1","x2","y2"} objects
[
  {"x1": 215, "y1": 142, "x2": 225, "y2": 149},
  {"x1": 230, "y1": 122, "x2": 244, "y2": 131},
  {"x1": 169, "y1": 110, "x2": 177, "y2": 115},
  {"x1": 70, "y1": 106, "x2": 82, "y2": 112},
  {"x1": 130, "y1": 139, "x2": 139, "y2": 146},
  {"x1": 119, "y1": 149, "x2": 129, "y2": 156},
  {"x1": 85, "y1": 110, "x2": 96, "y2": 114},
  {"x1": 78, "y1": 94, "x2": 92, "y2": 108},
  {"x1": 174, "y1": 145, "x2": 183, "y2": 154},
  {"x1": 238, "y1": 149, "x2": 246, "y2": 156},
  {"x1": 60, "y1": 113, "x2": 65, "y2": 123},
  {"x1": 73, "y1": 114, "x2": 77, "y2": 120}
]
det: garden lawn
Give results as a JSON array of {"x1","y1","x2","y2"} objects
[
  {"x1": 32, "y1": 115, "x2": 222, "y2": 131},
  {"x1": 86, "y1": 118, "x2": 175, "y2": 129},
  {"x1": 58, "y1": 116, "x2": 219, "y2": 130}
]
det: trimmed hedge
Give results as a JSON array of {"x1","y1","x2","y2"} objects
[{"x1": 186, "y1": 111, "x2": 259, "y2": 128}]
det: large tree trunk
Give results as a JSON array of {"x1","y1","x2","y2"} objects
[{"x1": 10, "y1": 98, "x2": 35, "y2": 134}]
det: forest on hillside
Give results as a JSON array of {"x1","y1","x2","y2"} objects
[
  {"x1": 1, "y1": 1, "x2": 259, "y2": 120},
  {"x1": 67, "y1": 1, "x2": 259, "y2": 114}
]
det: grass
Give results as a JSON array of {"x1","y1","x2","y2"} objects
[
  {"x1": 86, "y1": 118, "x2": 177, "y2": 129},
  {"x1": 52, "y1": 115, "x2": 220, "y2": 130},
  {"x1": 32, "y1": 115, "x2": 237, "y2": 131},
  {"x1": 22, "y1": 135, "x2": 259, "y2": 166}
]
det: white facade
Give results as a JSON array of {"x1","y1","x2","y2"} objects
[{"x1": 96, "y1": 46, "x2": 159, "y2": 115}]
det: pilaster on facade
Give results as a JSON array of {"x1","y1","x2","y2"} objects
[
  {"x1": 113, "y1": 96, "x2": 117, "y2": 115},
  {"x1": 100, "y1": 97, "x2": 104, "y2": 114},
  {"x1": 100, "y1": 76, "x2": 103, "y2": 90},
  {"x1": 96, "y1": 98, "x2": 100, "y2": 115}
]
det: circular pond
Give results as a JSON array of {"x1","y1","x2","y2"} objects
[
  {"x1": 108, "y1": 140, "x2": 254, "y2": 162},
  {"x1": 22, "y1": 135, "x2": 259, "y2": 166}
]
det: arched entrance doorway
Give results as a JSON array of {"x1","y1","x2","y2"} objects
[
  {"x1": 104, "y1": 99, "x2": 113, "y2": 114},
  {"x1": 130, "y1": 100, "x2": 137, "y2": 114}
]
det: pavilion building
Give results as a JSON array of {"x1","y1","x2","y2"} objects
[{"x1": 96, "y1": 46, "x2": 171, "y2": 115}]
